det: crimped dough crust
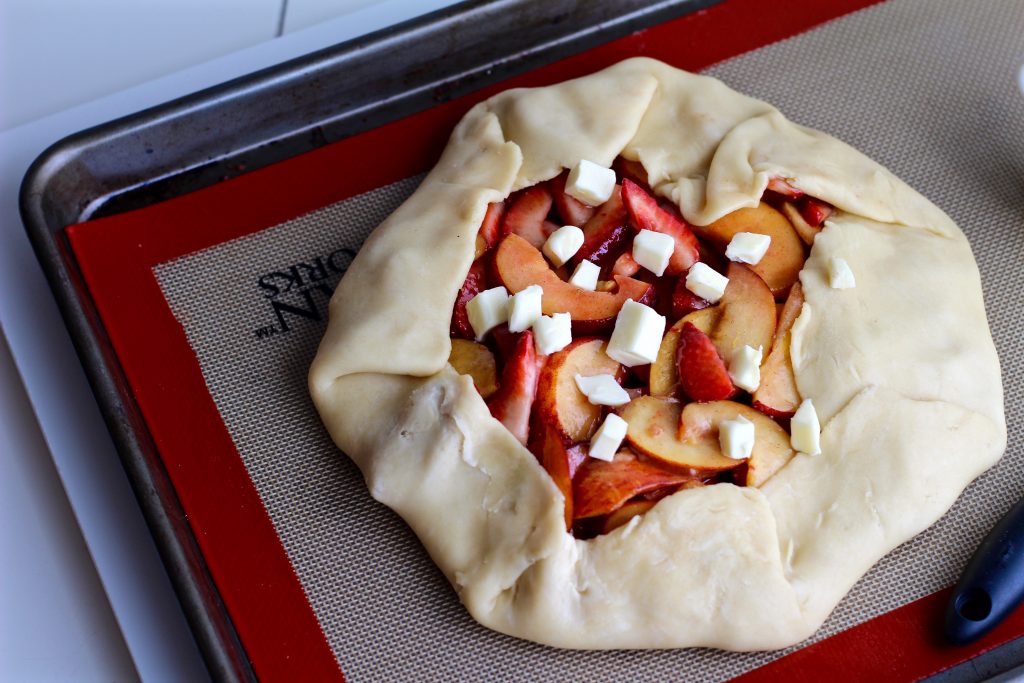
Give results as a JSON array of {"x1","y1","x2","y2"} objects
[{"x1": 309, "y1": 58, "x2": 1005, "y2": 650}]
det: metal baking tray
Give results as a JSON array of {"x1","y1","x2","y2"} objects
[{"x1": 17, "y1": 1, "x2": 719, "y2": 679}]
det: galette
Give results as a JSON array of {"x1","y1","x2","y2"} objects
[{"x1": 309, "y1": 58, "x2": 1005, "y2": 650}]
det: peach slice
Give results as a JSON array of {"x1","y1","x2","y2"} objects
[
  {"x1": 621, "y1": 396, "x2": 739, "y2": 473},
  {"x1": 781, "y1": 202, "x2": 820, "y2": 247},
  {"x1": 573, "y1": 450, "x2": 692, "y2": 520},
  {"x1": 753, "y1": 282, "x2": 804, "y2": 418},
  {"x1": 710, "y1": 262, "x2": 777, "y2": 361},
  {"x1": 487, "y1": 330, "x2": 544, "y2": 445},
  {"x1": 533, "y1": 337, "x2": 624, "y2": 444},
  {"x1": 613, "y1": 157, "x2": 649, "y2": 186},
  {"x1": 477, "y1": 201, "x2": 507, "y2": 253},
  {"x1": 676, "y1": 322, "x2": 736, "y2": 402},
  {"x1": 600, "y1": 499, "x2": 656, "y2": 534},
  {"x1": 650, "y1": 307, "x2": 720, "y2": 397},
  {"x1": 692, "y1": 202, "x2": 804, "y2": 298},
  {"x1": 495, "y1": 233, "x2": 653, "y2": 333},
  {"x1": 448, "y1": 339, "x2": 498, "y2": 399},
  {"x1": 678, "y1": 401, "x2": 794, "y2": 487}
]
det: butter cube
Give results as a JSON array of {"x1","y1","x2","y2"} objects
[
  {"x1": 632, "y1": 229, "x2": 675, "y2": 277},
  {"x1": 685, "y1": 262, "x2": 729, "y2": 303},
  {"x1": 569, "y1": 260, "x2": 600, "y2": 291},
  {"x1": 606, "y1": 299, "x2": 666, "y2": 367},
  {"x1": 533, "y1": 312, "x2": 572, "y2": 355},
  {"x1": 729, "y1": 345, "x2": 763, "y2": 393},
  {"x1": 725, "y1": 232, "x2": 771, "y2": 265},
  {"x1": 589, "y1": 413, "x2": 628, "y2": 461},
  {"x1": 828, "y1": 256, "x2": 856, "y2": 289},
  {"x1": 466, "y1": 286, "x2": 509, "y2": 340},
  {"x1": 542, "y1": 225, "x2": 585, "y2": 267},
  {"x1": 507, "y1": 285, "x2": 543, "y2": 333},
  {"x1": 574, "y1": 373, "x2": 631, "y2": 407},
  {"x1": 791, "y1": 398, "x2": 821, "y2": 455},
  {"x1": 565, "y1": 159, "x2": 616, "y2": 206},
  {"x1": 719, "y1": 415, "x2": 756, "y2": 460}
]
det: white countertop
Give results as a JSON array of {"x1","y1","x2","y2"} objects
[{"x1": 0, "y1": 1, "x2": 459, "y2": 679}]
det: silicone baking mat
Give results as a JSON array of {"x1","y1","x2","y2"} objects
[{"x1": 66, "y1": 0, "x2": 1024, "y2": 679}]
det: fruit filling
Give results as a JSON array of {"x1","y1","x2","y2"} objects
[{"x1": 449, "y1": 161, "x2": 841, "y2": 538}]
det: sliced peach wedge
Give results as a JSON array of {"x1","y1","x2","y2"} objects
[
  {"x1": 621, "y1": 396, "x2": 739, "y2": 474},
  {"x1": 572, "y1": 450, "x2": 694, "y2": 521},
  {"x1": 502, "y1": 185, "x2": 553, "y2": 248},
  {"x1": 650, "y1": 307, "x2": 721, "y2": 397},
  {"x1": 691, "y1": 202, "x2": 804, "y2": 298},
  {"x1": 573, "y1": 185, "x2": 630, "y2": 270},
  {"x1": 533, "y1": 422, "x2": 587, "y2": 530},
  {"x1": 495, "y1": 233, "x2": 653, "y2": 333},
  {"x1": 753, "y1": 282, "x2": 804, "y2": 418},
  {"x1": 550, "y1": 171, "x2": 596, "y2": 227},
  {"x1": 710, "y1": 262, "x2": 777, "y2": 361},
  {"x1": 448, "y1": 339, "x2": 498, "y2": 399},
  {"x1": 679, "y1": 401, "x2": 795, "y2": 487},
  {"x1": 532, "y1": 337, "x2": 625, "y2": 444}
]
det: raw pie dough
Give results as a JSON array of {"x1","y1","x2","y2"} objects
[{"x1": 309, "y1": 58, "x2": 1006, "y2": 650}]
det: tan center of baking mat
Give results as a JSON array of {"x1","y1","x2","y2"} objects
[{"x1": 154, "y1": 0, "x2": 1024, "y2": 679}]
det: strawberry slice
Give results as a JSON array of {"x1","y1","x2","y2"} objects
[
  {"x1": 798, "y1": 196, "x2": 834, "y2": 227},
  {"x1": 575, "y1": 186, "x2": 631, "y2": 269},
  {"x1": 502, "y1": 185, "x2": 554, "y2": 248},
  {"x1": 671, "y1": 274, "x2": 711, "y2": 319},
  {"x1": 550, "y1": 171, "x2": 596, "y2": 226},
  {"x1": 450, "y1": 259, "x2": 488, "y2": 339},
  {"x1": 487, "y1": 330, "x2": 545, "y2": 445},
  {"x1": 478, "y1": 201, "x2": 507, "y2": 250},
  {"x1": 765, "y1": 177, "x2": 804, "y2": 200},
  {"x1": 621, "y1": 179, "x2": 700, "y2": 275},
  {"x1": 676, "y1": 322, "x2": 735, "y2": 401},
  {"x1": 611, "y1": 251, "x2": 641, "y2": 278}
]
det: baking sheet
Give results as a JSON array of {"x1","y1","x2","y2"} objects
[{"x1": 27, "y1": 0, "x2": 1024, "y2": 679}]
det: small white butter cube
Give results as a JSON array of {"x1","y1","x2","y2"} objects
[
  {"x1": 507, "y1": 285, "x2": 543, "y2": 333},
  {"x1": 565, "y1": 159, "x2": 616, "y2": 206},
  {"x1": 828, "y1": 256, "x2": 856, "y2": 289},
  {"x1": 726, "y1": 232, "x2": 771, "y2": 265},
  {"x1": 729, "y1": 345, "x2": 763, "y2": 393},
  {"x1": 574, "y1": 374, "x2": 631, "y2": 407},
  {"x1": 569, "y1": 260, "x2": 600, "y2": 291},
  {"x1": 632, "y1": 229, "x2": 675, "y2": 277},
  {"x1": 589, "y1": 413, "x2": 628, "y2": 461},
  {"x1": 719, "y1": 415, "x2": 756, "y2": 460},
  {"x1": 606, "y1": 299, "x2": 666, "y2": 367},
  {"x1": 533, "y1": 312, "x2": 572, "y2": 355},
  {"x1": 466, "y1": 286, "x2": 509, "y2": 340},
  {"x1": 685, "y1": 262, "x2": 729, "y2": 303},
  {"x1": 791, "y1": 398, "x2": 821, "y2": 455},
  {"x1": 542, "y1": 225, "x2": 585, "y2": 267}
]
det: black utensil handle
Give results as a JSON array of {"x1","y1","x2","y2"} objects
[{"x1": 945, "y1": 497, "x2": 1024, "y2": 645}]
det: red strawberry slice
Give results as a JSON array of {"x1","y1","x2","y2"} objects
[
  {"x1": 502, "y1": 185, "x2": 554, "y2": 248},
  {"x1": 550, "y1": 171, "x2": 596, "y2": 226},
  {"x1": 798, "y1": 196, "x2": 834, "y2": 227},
  {"x1": 487, "y1": 330, "x2": 545, "y2": 445},
  {"x1": 478, "y1": 201, "x2": 507, "y2": 251},
  {"x1": 765, "y1": 177, "x2": 805, "y2": 200},
  {"x1": 676, "y1": 322, "x2": 735, "y2": 401},
  {"x1": 671, "y1": 274, "x2": 711, "y2": 319},
  {"x1": 575, "y1": 186, "x2": 631, "y2": 269},
  {"x1": 621, "y1": 179, "x2": 700, "y2": 275},
  {"x1": 450, "y1": 259, "x2": 488, "y2": 339}
]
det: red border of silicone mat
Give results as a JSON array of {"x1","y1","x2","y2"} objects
[{"x1": 65, "y1": 0, "x2": 1023, "y2": 680}]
